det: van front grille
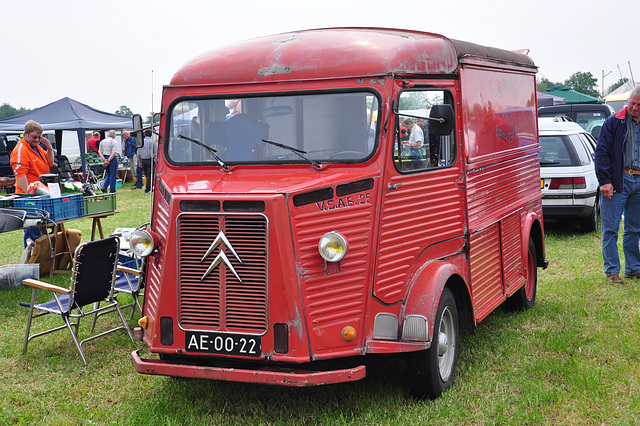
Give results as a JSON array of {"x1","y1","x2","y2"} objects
[{"x1": 177, "y1": 213, "x2": 268, "y2": 333}]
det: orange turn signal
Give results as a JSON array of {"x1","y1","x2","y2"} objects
[
  {"x1": 138, "y1": 316, "x2": 148, "y2": 329},
  {"x1": 342, "y1": 326, "x2": 356, "y2": 341}
]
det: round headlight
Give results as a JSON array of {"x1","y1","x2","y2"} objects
[
  {"x1": 130, "y1": 229, "x2": 158, "y2": 257},
  {"x1": 318, "y1": 231, "x2": 348, "y2": 262}
]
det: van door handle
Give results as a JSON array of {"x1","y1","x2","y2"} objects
[{"x1": 387, "y1": 182, "x2": 403, "y2": 192}]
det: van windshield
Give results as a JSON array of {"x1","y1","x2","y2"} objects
[{"x1": 166, "y1": 92, "x2": 379, "y2": 165}]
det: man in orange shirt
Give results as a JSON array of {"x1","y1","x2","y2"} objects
[{"x1": 10, "y1": 120, "x2": 55, "y2": 245}]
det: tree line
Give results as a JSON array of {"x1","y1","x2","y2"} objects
[
  {"x1": 1, "y1": 73, "x2": 632, "y2": 120},
  {"x1": 0, "y1": 103, "x2": 156, "y2": 124},
  {"x1": 537, "y1": 71, "x2": 629, "y2": 98}
]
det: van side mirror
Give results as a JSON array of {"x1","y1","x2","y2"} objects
[
  {"x1": 132, "y1": 114, "x2": 144, "y2": 149},
  {"x1": 429, "y1": 105, "x2": 455, "y2": 136}
]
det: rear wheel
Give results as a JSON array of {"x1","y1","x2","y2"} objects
[
  {"x1": 505, "y1": 237, "x2": 537, "y2": 311},
  {"x1": 579, "y1": 198, "x2": 599, "y2": 233},
  {"x1": 407, "y1": 287, "x2": 459, "y2": 399}
]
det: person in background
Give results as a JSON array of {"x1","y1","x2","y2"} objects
[
  {"x1": 137, "y1": 129, "x2": 157, "y2": 193},
  {"x1": 130, "y1": 131, "x2": 144, "y2": 190},
  {"x1": 132, "y1": 160, "x2": 144, "y2": 189},
  {"x1": 10, "y1": 120, "x2": 55, "y2": 246},
  {"x1": 595, "y1": 85, "x2": 640, "y2": 284},
  {"x1": 401, "y1": 117, "x2": 426, "y2": 169},
  {"x1": 86, "y1": 131, "x2": 100, "y2": 153},
  {"x1": 98, "y1": 130, "x2": 119, "y2": 193},
  {"x1": 122, "y1": 131, "x2": 138, "y2": 185},
  {"x1": 225, "y1": 99, "x2": 242, "y2": 119}
]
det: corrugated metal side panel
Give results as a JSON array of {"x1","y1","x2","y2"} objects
[
  {"x1": 374, "y1": 168, "x2": 465, "y2": 304},
  {"x1": 145, "y1": 198, "x2": 170, "y2": 319},
  {"x1": 466, "y1": 152, "x2": 540, "y2": 234},
  {"x1": 290, "y1": 197, "x2": 375, "y2": 354},
  {"x1": 469, "y1": 224, "x2": 504, "y2": 321},
  {"x1": 500, "y1": 212, "x2": 524, "y2": 295}
]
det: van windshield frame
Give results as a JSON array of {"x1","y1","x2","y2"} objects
[{"x1": 165, "y1": 90, "x2": 381, "y2": 166}]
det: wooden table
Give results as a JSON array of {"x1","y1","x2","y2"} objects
[{"x1": 45, "y1": 210, "x2": 119, "y2": 276}]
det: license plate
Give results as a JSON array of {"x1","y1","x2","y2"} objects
[{"x1": 185, "y1": 331, "x2": 261, "y2": 357}]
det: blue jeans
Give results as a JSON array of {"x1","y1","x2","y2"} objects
[
  {"x1": 135, "y1": 162, "x2": 143, "y2": 188},
  {"x1": 102, "y1": 157, "x2": 118, "y2": 193},
  {"x1": 601, "y1": 173, "x2": 640, "y2": 276}
]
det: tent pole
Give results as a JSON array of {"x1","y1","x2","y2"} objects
[{"x1": 77, "y1": 128, "x2": 87, "y2": 176}]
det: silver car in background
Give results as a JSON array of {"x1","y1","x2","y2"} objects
[{"x1": 538, "y1": 117, "x2": 599, "y2": 232}]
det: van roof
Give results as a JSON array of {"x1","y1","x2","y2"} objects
[{"x1": 170, "y1": 27, "x2": 537, "y2": 87}]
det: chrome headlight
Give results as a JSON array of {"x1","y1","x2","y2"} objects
[
  {"x1": 318, "y1": 231, "x2": 348, "y2": 262},
  {"x1": 129, "y1": 229, "x2": 159, "y2": 257}
]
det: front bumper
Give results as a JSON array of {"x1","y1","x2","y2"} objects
[{"x1": 131, "y1": 349, "x2": 366, "y2": 387}]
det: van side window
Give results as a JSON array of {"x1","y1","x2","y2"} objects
[{"x1": 394, "y1": 90, "x2": 456, "y2": 172}]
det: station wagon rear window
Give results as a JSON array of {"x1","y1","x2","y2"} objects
[
  {"x1": 539, "y1": 134, "x2": 591, "y2": 167},
  {"x1": 166, "y1": 92, "x2": 379, "y2": 165}
]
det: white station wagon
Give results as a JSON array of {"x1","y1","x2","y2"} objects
[{"x1": 538, "y1": 117, "x2": 600, "y2": 232}]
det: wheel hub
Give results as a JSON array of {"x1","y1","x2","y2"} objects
[{"x1": 438, "y1": 331, "x2": 448, "y2": 356}]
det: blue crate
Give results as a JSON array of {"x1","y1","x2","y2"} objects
[
  {"x1": 118, "y1": 253, "x2": 138, "y2": 268},
  {"x1": 0, "y1": 193, "x2": 34, "y2": 208},
  {"x1": 14, "y1": 193, "x2": 85, "y2": 222}
]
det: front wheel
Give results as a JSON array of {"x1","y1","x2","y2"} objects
[{"x1": 407, "y1": 287, "x2": 459, "y2": 399}]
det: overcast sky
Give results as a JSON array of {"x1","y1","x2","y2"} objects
[{"x1": 1, "y1": 0, "x2": 636, "y2": 118}]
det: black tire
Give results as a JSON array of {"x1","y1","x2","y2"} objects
[
  {"x1": 505, "y1": 237, "x2": 537, "y2": 311},
  {"x1": 579, "y1": 198, "x2": 599, "y2": 233},
  {"x1": 407, "y1": 287, "x2": 459, "y2": 399}
]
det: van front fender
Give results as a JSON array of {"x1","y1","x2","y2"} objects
[{"x1": 401, "y1": 257, "x2": 468, "y2": 341}]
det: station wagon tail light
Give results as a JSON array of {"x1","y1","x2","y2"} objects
[
  {"x1": 549, "y1": 177, "x2": 586, "y2": 190},
  {"x1": 318, "y1": 231, "x2": 348, "y2": 262},
  {"x1": 130, "y1": 229, "x2": 159, "y2": 257}
]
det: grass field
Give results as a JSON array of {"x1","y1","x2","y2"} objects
[{"x1": 1, "y1": 189, "x2": 639, "y2": 425}]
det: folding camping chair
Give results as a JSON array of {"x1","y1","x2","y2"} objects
[
  {"x1": 21, "y1": 236, "x2": 133, "y2": 364},
  {"x1": 91, "y1": 258, "x2": 144, "y2": 329},
  {"x1": 114, "y1": 252, "x2": 144, "y2": 317},
  {"x1": 53, "y1": 155, "x2": 76, "y2": 180}
]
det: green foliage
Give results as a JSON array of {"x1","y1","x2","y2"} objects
[
  {"x1": 0, "y1": 103, "x2": 30, "y2": 120},
  {"x1": 115, "y1": 105, "x2": 134, "y2": 117},
  {"x1": 0, "y1": 192, "x2": 639, "y2": 424},
  {"x1": 144, "y1": 113, "x2": 161, "y2": 125},
  {"x1": 564, "y1": 71, "x2": 600, "y2": 98},
  {"x1": 607, "y1": 77, "x2": 629, "y2": 95},
  {"x1": 398, "y1": 91, "x2": 442, "y2": 111},
  {"x1": 537, "y1": 76, "x2": 560, "y2": 93}
]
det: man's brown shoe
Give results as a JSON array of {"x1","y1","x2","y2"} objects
[
  {"x1": 625, "y1": 272, "x2": 640, "y2": 279},
  {"x1": 607, "y1": 274, "x2": 624, "y2": 284}
]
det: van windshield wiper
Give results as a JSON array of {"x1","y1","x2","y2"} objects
[
  {"x1": 539, "y1": 160, "x2": 560, "y2": 165},
  {"x1": 178, "y1": 134, "x2": 229, "y2": 171},
  {"x1": 261, "y1": 138, "x2": 321, "y2": 170}
]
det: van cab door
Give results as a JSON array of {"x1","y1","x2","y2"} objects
[{"x1": 373, "y1": 85, "x2": 466, "y2": 304}]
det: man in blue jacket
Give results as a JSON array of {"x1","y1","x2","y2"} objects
[
  {"x1": 595, "y1": 86, "x2": 640, "y2": 284},
  {"x1": 122, "y1": 131, "x2": 143, "y2": 188}
]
